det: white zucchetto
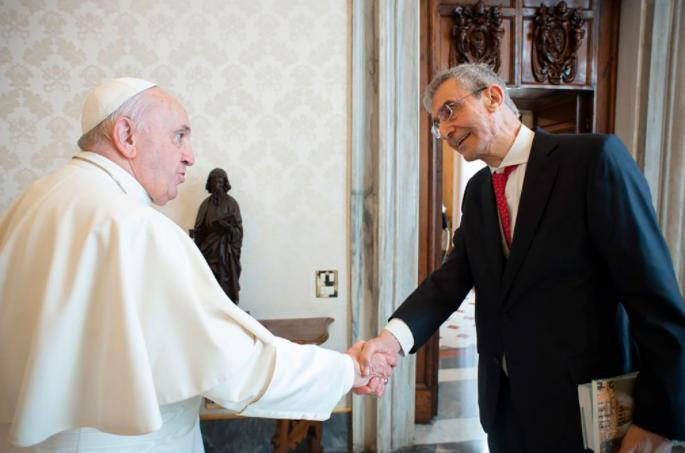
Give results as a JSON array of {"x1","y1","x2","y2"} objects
[{"x1": 81, "y1": 77, "x2": 156, "y2": 134}]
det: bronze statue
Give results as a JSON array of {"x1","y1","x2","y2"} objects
[{"x1": 192, "y1": 168, "x2": 243, "y2": 304}]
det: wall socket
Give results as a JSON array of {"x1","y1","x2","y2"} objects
[{"x1": 315, "y1": 270, "x2": 338, "y2": 298}]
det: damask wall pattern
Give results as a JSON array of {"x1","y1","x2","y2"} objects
[{"x1": 0, "y1": 0, "x2": 350, "y2": 353}]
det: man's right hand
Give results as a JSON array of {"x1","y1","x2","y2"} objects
[
  {"x1": 353, "y1": 330, "x2": 401, "y2": 396},
  {"x1": 347, "y1": 340, "x2": 395, "y2": 393}
]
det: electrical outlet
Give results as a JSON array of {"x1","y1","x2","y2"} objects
[{"x1": 315, "y1": 270, "x2": 338, "y2": 298}]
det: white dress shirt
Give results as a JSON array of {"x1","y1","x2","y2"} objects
[{"x1": 386, "y1": 125, "x2": 535, "y2": 355}]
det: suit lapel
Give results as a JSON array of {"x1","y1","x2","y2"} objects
[{"x1": 501, "y1": 130, "x2": 559, "y2": 306}]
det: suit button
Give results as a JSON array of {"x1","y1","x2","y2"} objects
[{"x1": 492, "y1": 357, "x2": 500, "y2": 366}]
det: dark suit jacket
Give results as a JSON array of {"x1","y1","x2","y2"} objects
[{"x1": 392, "y1": 130, "x2": 685, "y2": 451}]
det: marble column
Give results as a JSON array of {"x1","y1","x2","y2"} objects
[{"x1": 350, "y1": 0, "x2": 420, "y2": 451}]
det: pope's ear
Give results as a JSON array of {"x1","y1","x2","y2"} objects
[{"x1": 111, "y1": 116, "x2": 137, "y2": 159}]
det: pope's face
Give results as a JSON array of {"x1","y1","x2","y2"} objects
[{"x1": 132, "y1": 89, "x2": 195, "y2": 205}]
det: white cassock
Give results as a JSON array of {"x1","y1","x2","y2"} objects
[{"x1": 0, "y1": 151, "x2": 354, "y2": 452}]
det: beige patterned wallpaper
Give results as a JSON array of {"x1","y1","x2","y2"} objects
[{"x1": 0, "y1": 0, "x2": 350, "y2": 353}]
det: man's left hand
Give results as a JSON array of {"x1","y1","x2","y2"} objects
[{"x1": 618, "y1": 424, "x2": 672, "y2": 453}]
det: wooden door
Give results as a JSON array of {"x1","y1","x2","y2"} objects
[{"x1": 415, "y1": 1, "x2": 443, "y2": 423}]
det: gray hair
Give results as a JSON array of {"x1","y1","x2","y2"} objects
[
  {"x1": 422, "y1": 63, "x2": 519, "y2": 116},
  {"x1": 77, "y1": 89, "x2": 154, "y2": 150}
]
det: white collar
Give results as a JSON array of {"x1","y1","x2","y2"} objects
[
  {"x1": 489, "y1": 124, "x2": 535, "y2": 173},
  {"x1": 72, "y1": 151, "x2": 152, "y2": 206}
]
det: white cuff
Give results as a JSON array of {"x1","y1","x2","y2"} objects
[
  {"x1": 342, "y1": 353, "x2": 356, "y2": 392},
  {"x1": 384, "y1": 319, "x2": 415, "y2": 356}
]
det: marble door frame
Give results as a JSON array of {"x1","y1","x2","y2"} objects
[{"x1": 350, "y1": 1, "x2": 420, "y2": 451}]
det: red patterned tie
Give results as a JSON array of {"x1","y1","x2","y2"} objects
[{"x1": 492, "y1": 165, "x2": 518, "y2": 250}]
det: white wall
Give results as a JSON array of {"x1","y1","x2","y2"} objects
[{"x1": 0, "y1": 1, "x2": 350, "y2": 355}]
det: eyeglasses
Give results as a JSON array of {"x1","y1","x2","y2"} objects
[{"x1": 431, "y1": 86, "x2": 487, "y2": 140}]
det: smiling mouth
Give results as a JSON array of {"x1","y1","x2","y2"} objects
[{"x1": 454, "y1": 132, "x2": 471, "y2": 150}]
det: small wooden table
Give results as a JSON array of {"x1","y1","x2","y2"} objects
[
  {"x1": 200, "y1": 317, "x2": 335, "y2": 452},
  {"x1": 259, "y1": 317, "x2": 334, "y2": 453},
  {"x1": 258, "y1": 317, "x2": 334, "y2": 345}
]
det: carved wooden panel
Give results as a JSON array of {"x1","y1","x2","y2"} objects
[
  {"x1": 531, "y1": 1, "x2": 587, "y2": 84},
  {"x1": 521, "y1": 13, "x2": 590, "y2": 87},
  {"x1": 523, "y1": 0, "x2": 591, "y2": 8},
  {"x1": 441, "y1": 0, "x2": 515, "y2": 6},
  {"x1": 449, "y1": 1, "x2": 505, "y2": 71},
  {"x1": 437, "y1": 3, "x2": 515, "y2": 85}
]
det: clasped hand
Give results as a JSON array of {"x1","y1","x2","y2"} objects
[{"x1": 346, "y1": 330, "x2": 401, "y2": 397}]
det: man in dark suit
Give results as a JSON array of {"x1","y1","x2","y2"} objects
[{"x1": 357, "y1": 64, "x2": 685, "y2": 452}]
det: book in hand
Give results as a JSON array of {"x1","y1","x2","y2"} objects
[{"x1": 578, "y1": 372, "x2": 638, "y2": 453}]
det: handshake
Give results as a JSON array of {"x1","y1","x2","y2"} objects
[{"x1": 345, "y1": 330, "x2": 402, "y2": 397}]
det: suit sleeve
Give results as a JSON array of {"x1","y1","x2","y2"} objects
[
  {"x1": 390, "y1": 183, "x2": 475, "y2": 353},
  {"x1": 586, "y1": 135, "x2": 685, "y2": 439}
]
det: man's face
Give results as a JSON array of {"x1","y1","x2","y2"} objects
[
  {"x1": 431, "y1": 78, "x2": 496, "y2": 163},
  {"x1": 132, "y1": 89, "x2": 194, "y2": 205}
]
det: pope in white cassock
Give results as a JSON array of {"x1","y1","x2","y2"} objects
[{"x1": 0, "y1": 78, "x2": 393, "y2": 452}]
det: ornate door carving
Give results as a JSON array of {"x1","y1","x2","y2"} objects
[
  {"x1": 532, "y1": 1, "x2": 586, "y2": 84},
  {"x1": 450, "y1": 1, "x2": 504, "y2": 71}
]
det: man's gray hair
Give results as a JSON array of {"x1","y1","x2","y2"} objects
[
  {"x1": 77, "y1": 90, "x2": 154, "y2": 150},
  {"x1": 422, "y1": 63, "x2": 519, "y2": 116}
]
